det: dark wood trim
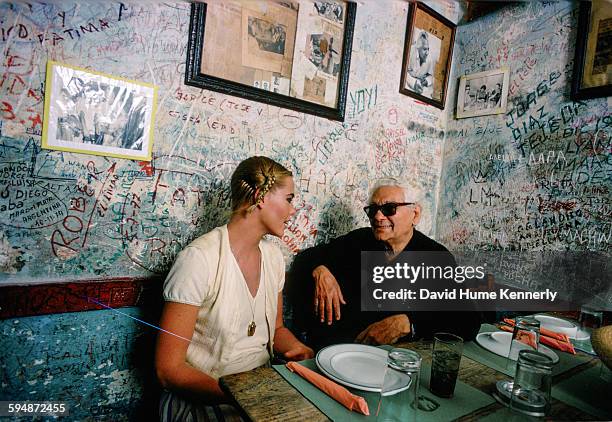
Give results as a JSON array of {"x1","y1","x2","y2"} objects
[
  {"x1": 399, "y1": 1, "x2": 456, "y2": 110},
  {"x1": 0, "y1": 276, "x2": 163, "y2": 319},
  {"x1": 464, "y1": 1, "x2": 515, "y2": 22},
  {"x1": 571, "y1": 1, "x2": 612, "y2": 100}
]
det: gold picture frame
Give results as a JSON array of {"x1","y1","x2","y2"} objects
[{"x1": 42, "y1": 61, "x2": 157, "y2": 161}]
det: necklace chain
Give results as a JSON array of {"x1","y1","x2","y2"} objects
[{"x1": 232, "y1": 245, "x2": 262, "y2": 337}]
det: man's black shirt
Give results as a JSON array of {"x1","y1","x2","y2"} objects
[{"x1": 287, "y1": 227, "x2": 482, "y2": 351}]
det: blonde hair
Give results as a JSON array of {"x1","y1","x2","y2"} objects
[{"x1": 231, "y1": 156, "x2": 293, "y2": 213}]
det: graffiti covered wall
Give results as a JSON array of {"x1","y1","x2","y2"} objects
[
  {"x1": 0, "y1": 1, "x2": 459, "y2": 419},
  {"x1": 0, "y1": 1, "x2": 455, "y2": 284},
  {"x1": 439, "y1": 1, "x2": 611, "y2": 254}
]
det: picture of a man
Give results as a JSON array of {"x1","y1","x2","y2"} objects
[{"x1": 406, "y1": 30, "x2": 439, "y2": 99}]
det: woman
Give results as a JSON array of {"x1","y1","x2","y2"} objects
[{"x1": 156, "y1": 156, "x2": 313, "y2": 421}]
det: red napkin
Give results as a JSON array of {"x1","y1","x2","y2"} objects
[
  {"x1": 539, "y1": 335, "x2": 576, "y2": 354},
  {"x1": 499, "y1": 324, "x2": 576, "y2": 354},
  {"x1": 286, "y1": 361, "x2": 370, "y2": 415},
  {"x1": 503, "y1": 318, "x2": 570, "y2": 342}
]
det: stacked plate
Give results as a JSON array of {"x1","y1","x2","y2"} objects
[
  {"x1": 533, "y1": 314, "x2": 590, "y2": 341},
  {"x1": 315, "y1": 344, "x2": 412, "y2": 395},
  {"x1": 475, "y1": 331, "x2": 560, "y2": 363}
]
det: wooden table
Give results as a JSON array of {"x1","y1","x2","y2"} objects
[{"x1": 220, "y1": 340, "x2": 600, "y2": 421}]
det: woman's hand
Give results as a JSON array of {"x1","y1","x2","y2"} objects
[
  {"x1": 312, "y1": 265, "x2": 346, "y2": 325},
  {"x1": 283, "y1": 343, "x2": 315, "y2": 361}
]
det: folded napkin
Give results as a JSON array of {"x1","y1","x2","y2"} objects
[
  {"x1": 503, "y1": 318, "x2": 570, "y2": 342},
  {"x1": 285, "y1": 361, "x2": 369, "y2": 415},
  {"x1": 499, "y1": 324, "x2": 576, "y2": 354}
]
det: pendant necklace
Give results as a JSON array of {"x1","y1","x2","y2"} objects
[
  {"x1": 247, "y1": 296, "x2": 256, "y2": 337},
  {"x1": 231, "y1": 242, "x2": 262, "y2": 337},
  {"x1": 244, "y1": 258, "x2": 262, "y2": 337}
]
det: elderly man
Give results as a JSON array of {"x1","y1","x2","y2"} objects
[{"x1": 288, "y1": 178, "x2": 481, "y2": 350}]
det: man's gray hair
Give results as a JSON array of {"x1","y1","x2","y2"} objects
[{"x1": 367, "y1": 178, "x2": 422, "y2": 203}]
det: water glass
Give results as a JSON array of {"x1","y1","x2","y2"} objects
[
  {"x1": 377, "y1": 348, "x2": 421, "y2": 422},
  {"x1": 506, "y1": 317, "x2": 540, "y2": 371},
  {"x1": 430, "y1": 333, "x2": 463, "y2": 398},
  {"x1": 509, "y1": 350, "x2": 554, "y2": 417},
  {"x1": 579, "y1": 306, "x2": 603, "y2": 330}
]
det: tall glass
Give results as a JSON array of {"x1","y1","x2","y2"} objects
[
  {"x1": 496, "y1": 317, "x2": 541, "y2": 399},
  {"x1": 506, "y1": 317, "x2": 540, "y2": 369},
  {"x1": 510, "y1": 350, "x2": 554, "y2": 417},
  {"x1": 578, "y1": 306, "x2": 603, "y2": 330},
  {"x1": 377, "y1": 348, "x2": 421, "y2": 422},
  {"x1": 430, "y1": 333, "x2": 464, "y2": 398}
]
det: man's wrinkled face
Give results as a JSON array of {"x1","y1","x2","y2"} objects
[{"x1": 368, "y1": 186, "x2": 420, "y2": 245}]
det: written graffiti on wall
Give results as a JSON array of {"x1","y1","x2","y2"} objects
[
  {"x1": 440, "y1": 1, "x2": 611, "y2": 254},
  {"x1": 0, "y1": 308, "x2": 157, "y2": 419},
  {"x1": 0, "y1": 1, "x2": 447, "y2": 283},
  {"x1": 0, "y1": 3, "x2": 448, "y2": 416}
]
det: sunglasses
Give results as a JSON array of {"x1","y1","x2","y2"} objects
[{"x1": 363, "y1": 202, "x2": 414, "y2": 218}]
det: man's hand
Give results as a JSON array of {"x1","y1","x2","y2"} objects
[
  {"x1": 312, "y1": 265, "x2": 346, "y2": 325},
  {"x1": 355, "y1": 314, "x2": 411, "y2": 345},
  {"x1": 283, "y1": 344, "x2": 314, "y2": 361}
]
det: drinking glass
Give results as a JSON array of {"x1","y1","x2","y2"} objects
[
  {"x1": 377, "y1": 348, "x2": 421, "y2": 422},
  {"x1": 496, "y1": 317, "x2": 541, "y2": 399},
  {"x1": 579, "y1": 306, "x2": 603, "y2": 331},
  {"x1": 430, "y1": 333, "x2": 463, "y2": 398},
  {"x1": 506, "y1": 317, "x2": 540, "y2": 369},
  {"x1": 509, "y1": 350, "x2": 554, "y2": 417}
]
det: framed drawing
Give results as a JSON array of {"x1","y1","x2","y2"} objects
[
  {"x1": 185, "y1": 1, "x2": 356, "y2": 121},
  {"x1": 456, "y1": 68, "x2": 509, "y2": 119},
  {"x1": 571, "y1": 0, "x2": 612, "y2": 100},
  {"x1": 400, "y1": 2, "x2": 456, "y2": 109},
  {"x1": 42, "y1": 61, "x2": 157, "y2": 161}
]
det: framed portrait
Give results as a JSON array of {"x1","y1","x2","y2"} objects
[
  {"x1": 185, "y1": 1, "x2": 356, "y2": 121},
  {"x1": 456, "y1": 68, "x2": 510, "y2": 119},
  {"x1": 400, "y1": 2, "x2": 456, "y2": 109},
  {"x1": 42, "y1": 61, "x2": 157, "y2": 161},
  {"x1": 571, "y1": 0, "x2": 612, "y2": 100}
]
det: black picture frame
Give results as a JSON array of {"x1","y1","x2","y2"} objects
[
  {"x1": 571, "y1": 1, "x2": 612, "y2": 100},
  {"x1": 185, "y1": 2, "x2": 356, "y2": 121},
  {"x1": 399, "y1": 2, "x2": 456, "y2": 109}
]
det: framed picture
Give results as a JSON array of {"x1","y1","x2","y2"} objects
[
  {"x1": 571, "y1": 0, "x2": 612, "y2": 100},
  {"x1": 400, "y1": 2, "x2": 456, "y2": 109},
  {"x1": 185, "y1": 1, "x2": 356, "y2": 121},
  {"x1": 456, "y1": 68, "x2": 510, "y2": 119},
  {"x1": 42, "y1": 61, "x2": 157, "y2": 161}
]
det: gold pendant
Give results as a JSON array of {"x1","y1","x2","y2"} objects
[{"x1": 247, "y1": 321, "x2": 256, "y2": 336}]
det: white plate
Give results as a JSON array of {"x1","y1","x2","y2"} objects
[
  {"x1": 476, "y1": 332, "x2": 560, "y2": 363},
  {"x1": 315, "y1": 344, "x2": 412, "y2": 394},
  {"x1": 533, "y1": 314, "x2": 580, "y2": 339}
]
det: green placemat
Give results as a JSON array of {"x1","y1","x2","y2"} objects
[
  {"x1": 552, "y1": 364, "x2": 612, "y2": 420},
  {"x1": 463, "y1": 324, "x2": 593, "y2": 377},
  {"x1": 274, "y1": 357, "x2": 494, "y2": 421}
]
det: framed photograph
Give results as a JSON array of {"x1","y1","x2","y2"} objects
[
  {"x1": 456, "y1": 68, "x2": 510, "y2": 119},
  {"x1": 400, "y1": 2, "x2": 456, "y2": 109},
  {"x1": 185, "y1": 1, "x2": 356, "y2": 121},
  {"x1": 571, "y1": 0, "x2": 612, "y2": 100},
  {"x1": 42, "y1": 61, "x2": 157, "y2": 161}
]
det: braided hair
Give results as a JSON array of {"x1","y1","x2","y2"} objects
[{"x1": 230, "y1": 156, "x2": 293, "y2": 213}]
